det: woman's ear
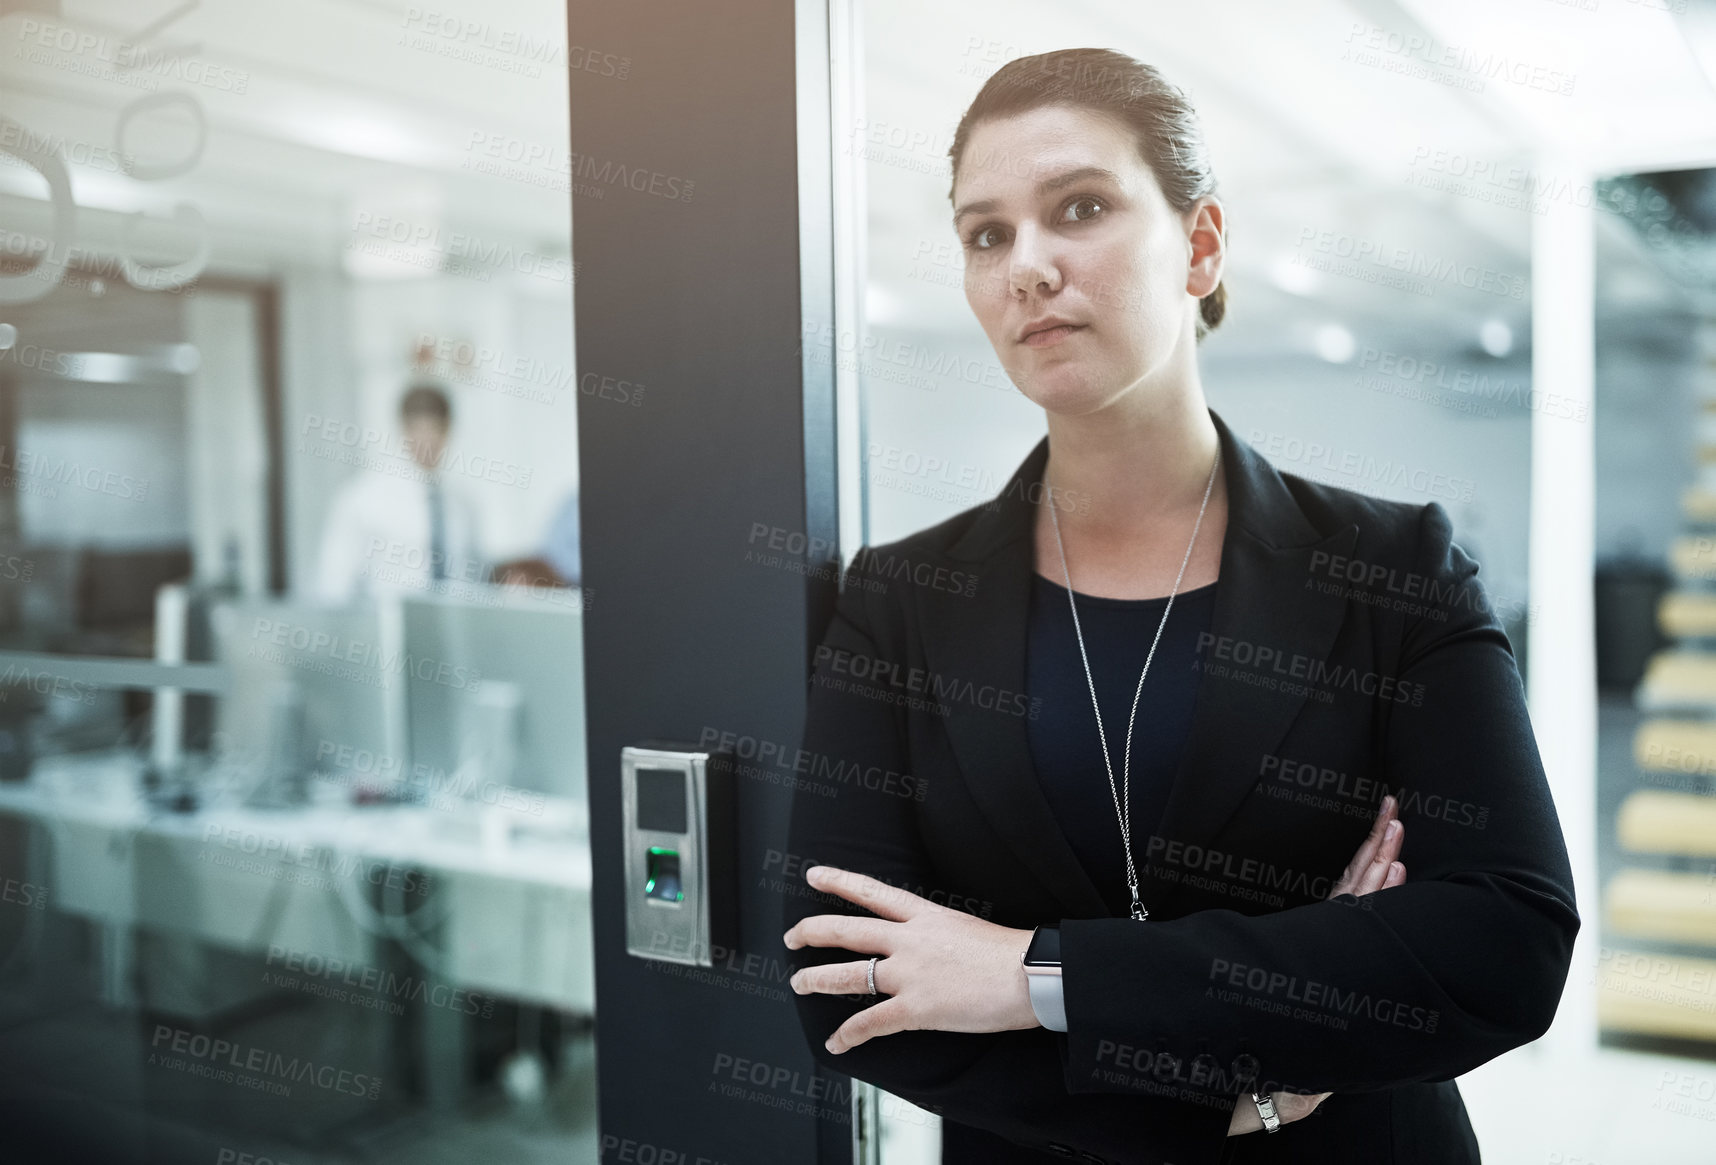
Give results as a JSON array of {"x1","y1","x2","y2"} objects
[{"x1": 1186, "y1": 197, "x2": 1225, "y2": 299}]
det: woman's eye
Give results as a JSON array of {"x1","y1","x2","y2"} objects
[
  {"x1": 970, "y1": 225, "x2": 1006, "y2": 250},
  {"x1": 1061, "y1": 196, "x2": 1104, "y2": 224}
]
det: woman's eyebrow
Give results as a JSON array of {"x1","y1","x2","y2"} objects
[
  {"x1": 1038, "y1": 165, "x2": 1122, "y2": 194},
  {"x1": 953, "y1": 165, "x2": 1124, "y2": 227}
]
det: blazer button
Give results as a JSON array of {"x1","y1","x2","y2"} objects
[
  {"x1": 1191, "y1": 1052, "x2": 1222, "y2": 1085},
  {"x1": 1232, "y1": 1052, "x2": 1260, "y2": 1080}
]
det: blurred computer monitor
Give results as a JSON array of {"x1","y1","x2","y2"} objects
[
  {"x1": 398, "y1": 587, "x2": 588, "y2": 811},
  {"x1": 208, "y1": 597, "x2": 405, "y2": 801}
]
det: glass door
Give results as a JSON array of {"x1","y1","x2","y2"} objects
[{"x1": 0, "y1": 2, "x2": 595, "y2": 1160}]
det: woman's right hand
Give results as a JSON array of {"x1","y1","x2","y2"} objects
[
  {"x1": 1328, "y1": 794, "x2": 1407, "y2": 900},
  {"x1": 1225, "y1": 795, "x2": 1406, "y2": 1136}
]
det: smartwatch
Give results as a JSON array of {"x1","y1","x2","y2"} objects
[{"x1": 1021, "y1": 925, "x2": 1066, "y2": 1032}]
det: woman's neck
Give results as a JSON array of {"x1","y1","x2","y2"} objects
[
  {"x1": 1041, "y1": 385, "x2": 1221, "y2": 535},
  {"x1": 1032, "y1": 374, "x2": 1229, "y2": 600}
]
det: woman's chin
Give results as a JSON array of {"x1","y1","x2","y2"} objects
[{"x1": 1014, "y1": 372, "x2": 1125, "y2": 418}]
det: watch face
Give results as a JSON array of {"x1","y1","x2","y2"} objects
[{"x1": 1024, "y1": 926, "x2": 1061, "y2": 967}]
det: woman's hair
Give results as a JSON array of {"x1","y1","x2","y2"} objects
[{"x1": 947, "y1": 47, "x2": 1227, "y2": 341}]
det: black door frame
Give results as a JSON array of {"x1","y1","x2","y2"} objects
[{"x1": 570, "y1": 0, "x2": 855, "y2": 1160}]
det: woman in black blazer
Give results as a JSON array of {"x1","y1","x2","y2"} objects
[{"x1": 781, "y1": 47, "x2": 1578, "y2": 1165}]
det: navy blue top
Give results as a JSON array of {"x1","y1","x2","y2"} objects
[{"x1": 1025, "y1": 573, "x2": 1218, "y2": 919}]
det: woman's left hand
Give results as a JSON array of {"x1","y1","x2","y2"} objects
[{"x1": 783, "y1": 865, "x2": 1039, "y2": 1054}]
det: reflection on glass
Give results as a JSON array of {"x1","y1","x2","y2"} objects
[{"x1": 0, "y1": 1, "x2": 594, "y2": 1159}]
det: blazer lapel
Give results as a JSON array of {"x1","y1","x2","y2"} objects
[
  {"x1": 920, "y1": 494, "x2": 1112, "y2": 919},
  {"x1": 1152, "y1": 414, "x2": 1359, "y2": 860},
  {"x1": 914, "y1": 408, "x2": 1358, "y2": 920}
]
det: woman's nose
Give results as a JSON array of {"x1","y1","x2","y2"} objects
[{"x1": 1007, "y1": 227, "x2": 1061, "y2": 297}]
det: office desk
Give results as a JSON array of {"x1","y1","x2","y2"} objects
[{"x1": 0, "y1": 750, "x2": 594, "y2": 1016}]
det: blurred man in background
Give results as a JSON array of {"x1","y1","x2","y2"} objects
[{"x1": 313, "y1": 384, "x2": 484, "y2": 604}]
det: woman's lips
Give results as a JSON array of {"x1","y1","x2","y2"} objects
[{"x1": 1022, "y1": 323, "x2": 1085, "y2": 349}]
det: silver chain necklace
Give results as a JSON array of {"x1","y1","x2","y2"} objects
[{"x1": 1044, "y1": 445, "x2": 1221, "y2": 921}]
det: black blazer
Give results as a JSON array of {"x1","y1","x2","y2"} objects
[{"x1": 783, "y1": 407, "x2": 1579, "y2": 1165}]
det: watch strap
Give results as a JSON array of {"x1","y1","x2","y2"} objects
[
  {"x1": 1022, "y1": 925, "x2": 1067, "y2": 1032},
  {"x1": 1252, "y1": 1091, "x2": 1281, "y2": 1133},
  {"x1": 1026, "y1": 969, "x2": 1067, "y2": 1031}
]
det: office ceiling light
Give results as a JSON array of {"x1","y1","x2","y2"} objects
[
  {"x1": 1270, "y1": 254, "x2": 1321, "y2": 297},
  {"x1": 342, "y1": 211, "x2": 443, "y2": 281},
  {"x1": 1314, "y1": 323, "x2": 1356, "y2": 364},
  {"x1": 165, "y1": 343, "x2": 202, "y2": 374},
  {"x1": 866, "y1": 282, "x2": 905, "y2": 326},
  {"x1": 311, "y1": 111, "x2": 436, "y2": 168},
  {"x1": 58, "y1": 352, "x2": 142, "y2": 383},
  {"x1": 37, "y1": 343, "x2": 203, "y2": 383},
  {"x1": 1479, "y1": 319, "x2": 1514, "y2": 358}
]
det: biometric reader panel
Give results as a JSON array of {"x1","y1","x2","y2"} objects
[{"x1": 621, "y1": 744, "x2": 735, "y2": 967}]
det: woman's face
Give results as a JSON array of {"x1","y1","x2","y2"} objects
[{"x1": 952, "y1": 104, "x2": 1222, "y2": 417}]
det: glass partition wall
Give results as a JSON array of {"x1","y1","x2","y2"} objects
[
  {"x1": 836, "y1": 5, "x2": 1716, "y2": 1161},
  {"x1": 1593, "y1": 168, "x2": 1716, "y2": 1079},
  {"x1": 841, "y1": 2, "x2": 1552, "y2": 1161},
  {"x1": 0, "y1": 3, "x2": 595, "y2": 1161}
]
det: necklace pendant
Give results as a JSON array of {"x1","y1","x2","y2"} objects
[{"x1": 1129, "y1": 892, "x2": 1148, "y2": 922}]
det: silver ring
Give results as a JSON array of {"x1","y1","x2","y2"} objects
[{"x1": 866, "y1": 956, "x2": 878, "y2": 996}]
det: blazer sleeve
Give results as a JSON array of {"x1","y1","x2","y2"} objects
[
  {"x1": 784, "y1": 552, "x2": 1238, "y2": 1165},
  {"x1": 1056, "y1": 500, "x2": 1581, "y2": 1101}
]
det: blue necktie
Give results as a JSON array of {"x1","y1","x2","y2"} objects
[{"x1": 427, "y1": 482, "x2": 447, "y2": 582}]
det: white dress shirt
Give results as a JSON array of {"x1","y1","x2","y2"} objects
[{"x1": 312, "y1": 470, "x2": 483, "y2": 605}]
